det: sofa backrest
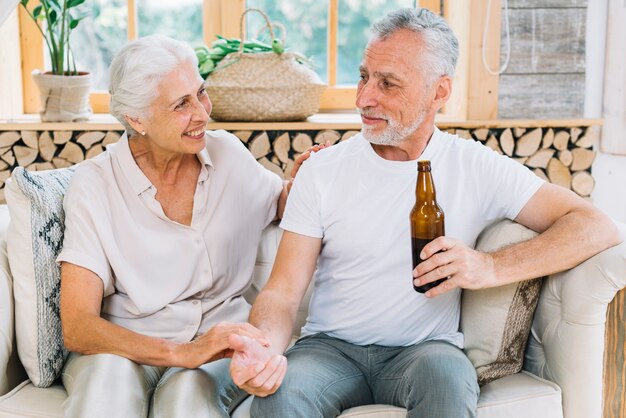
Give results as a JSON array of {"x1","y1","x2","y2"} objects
[{"x1": 247, "y1": 223, "x2": 313, "y2": 338}]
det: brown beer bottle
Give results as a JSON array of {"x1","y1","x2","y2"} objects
[{"x1": 410, "y1": 160, "x2": 446, "y2": 293}]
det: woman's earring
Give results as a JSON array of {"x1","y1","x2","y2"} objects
[{"x1": 141, "y1": 131, "x2": 146, "y2": 136}]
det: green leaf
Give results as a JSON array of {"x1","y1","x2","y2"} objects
[
  {"x1": 271, "y1": 39, "x2": 285, "y2": 54},
  {"x1": 33, "y1": 5, "x2": 42, "y2": 18},
  {"x1": 67, "y1": 0, "x2": 85, "y2": 8},
  {"x1": 69, "y1": 19, "x2": 79, "y2": 29},
  {"x1": 199, "y1": 59, "x2": 215, "y2": 74},
  {"x1": 49, "y1": 9, "x2": 57, "y2": 25},
  {"x1": 20, "y1": 0, "x2": 29, "y2": 7}
]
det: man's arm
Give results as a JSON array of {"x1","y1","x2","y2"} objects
[
  {"x1": 252, "y1": 230, "x2": 321, "y2": 353},
  {"x1": 230, "y1": 230, "x2": 321, "y2": 395},
  {"x1": 414, "y1": 183, "x2": 621, "y2": 296}
]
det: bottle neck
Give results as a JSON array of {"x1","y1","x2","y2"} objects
[{"x1": 416, "y1": 169, "x2": 437, "y2": 204}]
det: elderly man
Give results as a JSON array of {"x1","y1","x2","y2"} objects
[{"x1": 228, "y1": 7, "x2": 620, "y2": 418}]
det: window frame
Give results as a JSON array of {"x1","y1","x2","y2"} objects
[{"x1": 18, "y1": 0, "x2": 499, "y2": 119}]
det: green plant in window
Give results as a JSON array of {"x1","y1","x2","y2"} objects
[
  {"x1": 195, "y1": 35, "x2": 311, "y2": 79},
  {"x1": 20, "y1": 0, "x2": 89, "y2": 75}
]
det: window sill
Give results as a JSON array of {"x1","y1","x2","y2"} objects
[{"x1": 0, "y1": 113, "x2": 603, "y2": 131}]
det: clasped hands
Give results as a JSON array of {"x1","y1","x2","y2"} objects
[
  {"x1": 413, "y1": 236, "x2": 498, "y2": 297},
  {"x1": 228, "y1": 334, "x2": 287, "y2": 397}
]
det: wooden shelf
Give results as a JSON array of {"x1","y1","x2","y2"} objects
[{"x1": 0, "y1": 113, "x2": 603, "y2": 131}]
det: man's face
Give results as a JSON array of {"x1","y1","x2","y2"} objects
[{"x1": 356, "y1": 29, "x2": 434, "y2": 146}]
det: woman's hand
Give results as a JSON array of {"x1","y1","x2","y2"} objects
[
  {"x1": 276, "y1": 141, "x2": 332, "y2": 220},
  {"x1": 173, "y1": 322, "x2": 270, "y2": 369},
  {"x1": 288, "y1": 141, "x2": 332, "y2": 192}
]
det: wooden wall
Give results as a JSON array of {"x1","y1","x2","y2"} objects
[{"x1": 497, "y1": 1, "x2": 587, "y2": 119}]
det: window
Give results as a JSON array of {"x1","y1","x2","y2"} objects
[{"x1": 21, "y1": 0, "x2": 483, "y2": 118}]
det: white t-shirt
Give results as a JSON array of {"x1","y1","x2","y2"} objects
[
  {"x1": 58, "y1": 130, "x2": 283, "y2": 343},
  {"x1": 280, "y1": 128, "x2": 544, "y2": 347}
]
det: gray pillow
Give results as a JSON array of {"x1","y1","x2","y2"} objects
[
  {"x1": 461, "y1": 219, "x2": 543, "y2": 386},
  {"x1": 5, "y1": 166, "x2": 75, "y2": 387}
]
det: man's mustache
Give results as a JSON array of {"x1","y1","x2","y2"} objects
[{"x1": 359, "y1": 108, "x2": 389, "y2": 121}]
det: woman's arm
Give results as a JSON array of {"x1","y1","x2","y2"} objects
[{"x1": 60, "y1": 262, "x2": 268, "y2": 369}]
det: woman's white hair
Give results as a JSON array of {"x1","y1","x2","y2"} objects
[
  {"x1": 371, "y1": 8, "x2": 459, "y2": 86},
  {"x1": 109, "y1": 34, "x2": 198, "y2": 135}
]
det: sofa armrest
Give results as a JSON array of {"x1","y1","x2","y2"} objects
[
  {"x1": 604, "y1": 287, "x2": 626, "y2": 418},
  {"x1": 524, "y1": 221, "x2": 626, "y2": 418},
  {"x1": 0, "y1": 247, "x2": 12, "y2": 396},
  {"x1": 0, "y1": 204, "x2": 28, "y2": 396}
]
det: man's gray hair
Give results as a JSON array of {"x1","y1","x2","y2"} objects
[
  {"x1": 109, "y1": 34, "x2": 198, "y2": 135},
  {"x1": 371, "y1": 8, "x2": 459, "y2": 82}
]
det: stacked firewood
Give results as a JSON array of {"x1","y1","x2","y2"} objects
[
  {"x1": 0, "y1": 126, "x2": 597, "y2": 203},
  {"x1": 445, "y1": 127, "x2": 597, "y2": 197}
]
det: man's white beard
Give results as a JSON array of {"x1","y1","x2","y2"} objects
[{"x1": 361, "y1": 109, "x2": 426, "y2": 146}]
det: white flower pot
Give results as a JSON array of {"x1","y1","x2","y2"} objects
[{"x1": 32, "y1": 70, "x2": 92, "y2": 122}]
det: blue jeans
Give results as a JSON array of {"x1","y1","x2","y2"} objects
[{"x1": 251, "y1": 333, "x2": 479, "y2": 418}]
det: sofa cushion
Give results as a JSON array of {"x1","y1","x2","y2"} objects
[
  {"x1": 4, "y1": 167, "x2": 75, "y2": 388},
  {"x1": 0, "y1": 380, "x2": 65, "y2": 418},
  {"x1": 0, "y1": 373, "x2": 562, "y2": 418},
  {"x1": 462, "y1": 219, "x2": 543, "y2": 386}
]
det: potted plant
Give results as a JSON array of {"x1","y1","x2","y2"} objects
[
  {"x1": 20, "y1": 0, "x2": 91, "y2": 122},
  {"x1": 193, "y1": 8, "x2": 325, "y2": 122}
]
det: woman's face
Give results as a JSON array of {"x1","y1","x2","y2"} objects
[{"x1": 143, "y1": 59, "x2": 212, "y2": 155}]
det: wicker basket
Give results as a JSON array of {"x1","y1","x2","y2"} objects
[{"x1": 205, "y1": 9, "x2": 326, "y2": 122}]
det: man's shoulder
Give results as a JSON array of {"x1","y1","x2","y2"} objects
[
  {"x1": 304, "y1": 133, "x2": 365, "y2": 169},
  {"x1": 435, "y1": 129, "x2": 501, "y2": 163}
]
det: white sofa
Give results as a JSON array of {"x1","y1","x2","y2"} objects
[{"x1": 0, "y1": 201, "x2": 625, "y2": 418}]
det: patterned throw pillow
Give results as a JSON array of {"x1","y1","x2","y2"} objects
[
  {"x1": 5, "y1": 166, "x2": 75, "y2": 388},
  {"x1": 461, "y1": 219, "x2": 543, "y2": 386}
]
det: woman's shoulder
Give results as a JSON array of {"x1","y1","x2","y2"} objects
[
  {"x1": 66, "y1": 151, "x2": 114, "y2": 196},
  {"x1": 205, "y1": 129, "x2": 255, "y2": 160},
  {"x1": 206, "y1": 129, "x2": 244, "y2": 147}
]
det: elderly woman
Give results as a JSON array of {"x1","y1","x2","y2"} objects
[{"x1": 57, "y1": 34, "x2": 307, "y2": 417}]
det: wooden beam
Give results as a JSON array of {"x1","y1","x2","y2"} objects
[
  {"x1": 90, "y1": 92, "x2": 110, "y2": 114},
  {"x1": 601, "y1": 1, "x2": 626, "y2": 155},
  {"x1": 418, "y1": 0, "x2": 441, "y2": 15},
  {"x1": 319, "y1": 87, "x2": 355, "y2": 110},
  {"x1": 468, "y1": 0, "x2": 501, "y2": 119},
  {"x1": 442, "y1": 0, "x2": 470, "y2": 120},
  {"x1": 18, "y1": 1, "x2": 44, "y2": 114},
  {"x1": 328, "y1": 0, "x2": 338, "y2": 86},
  {"x1": 221, "y1": 0, "x2": 244, "y2": 39},
  {"x1": 203, "y1": 0, "x2": 243, "y2": 43},
  {"x1": 127, "y1": 0, "x2": 137, "y2": 40},
  {"x1": 203, "y1": 0, "x2": 221, "y2": 44}
]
